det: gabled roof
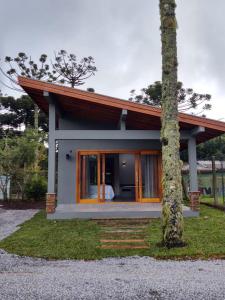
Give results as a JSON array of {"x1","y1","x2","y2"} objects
[{"x1": 18, "y1": 76, "x2": 225, "y2": 144}]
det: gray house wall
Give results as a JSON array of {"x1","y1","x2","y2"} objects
[
  {"x1": 57, "y1": 139, "x2": 161, "y2": 205},
  {"x1": 48, "y1": 108, "x2": 199, "y2": 206},
  {"x1": 59, "y1": 115, "x2": 118, "y2": 130}
]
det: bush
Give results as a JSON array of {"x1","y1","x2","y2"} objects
[{"x1": 25, "y1": 175, "x2": 47, "y2": 201}]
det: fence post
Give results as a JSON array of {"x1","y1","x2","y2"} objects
[
  {"x1": 221, "y1": 161, "x2": 225, "y2": 206},
  {"x1": 212, "y1": 156, "x2": 218, "y2": 205}
]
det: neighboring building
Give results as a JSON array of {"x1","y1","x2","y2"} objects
[
  {"x1": 183, "y1": 161, "x2": 225, "y2": 196},
  {"x1": 18, "y1": 77, "x2": 225, "y2": 219}
]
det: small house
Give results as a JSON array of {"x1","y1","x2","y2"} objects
[{"x1": 18, "y1": 77, "x2": 225, "y2": 219}]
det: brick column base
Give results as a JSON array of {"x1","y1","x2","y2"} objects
[
  {"x1": 46, "y1": 193, "x2": 56, "y2": 214},
  {"x1": 189, "y1": 191, "x2": 200, "y2": 211}
]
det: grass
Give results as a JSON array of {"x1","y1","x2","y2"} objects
[
  {"x1": 0, "y1": 205, "x2": 225, "y2": 260},
  {"x1": 201, "y1": 195, "x2": 225, "y2": 206}
]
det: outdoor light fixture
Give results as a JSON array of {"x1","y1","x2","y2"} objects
[
  {"x1": 122, "y1": 161, "x2": 127, "y2": 167},
  {"x1": 66, "y1": 150, "x2": 72, "y2": 160}
]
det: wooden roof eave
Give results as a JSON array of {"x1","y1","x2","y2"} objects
[{"x1": 18, "y1": 76, "x2": 225, "y2": 135}]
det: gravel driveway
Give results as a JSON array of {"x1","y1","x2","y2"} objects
[
  {"x1": 0, "y1": 252, "x2": 225, "y2": 300},
  {"x1": 0, "y1": 208, "x2": 38, "y2": 240},
  {"x1": 0, "y1": 209, "x2": 225, "y2": 300}
]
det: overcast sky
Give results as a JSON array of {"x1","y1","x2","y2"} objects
[{"x1": 1, "y1": 0, "x2": 225, "y2": 120}]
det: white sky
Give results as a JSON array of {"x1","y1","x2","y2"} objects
[{"x1": 1, "y1": 0, "x2": 225, "y2": 121}]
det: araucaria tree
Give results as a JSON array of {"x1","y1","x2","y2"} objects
[
  {"x1": 160, "y1": 0, "x2": 184, "y2": 247},
  {"x1": 129, "y1": 81, "x2": 212, "y2": 116},
  {"x1": 1, "y1": 51, "x2": 97, "y2": 128}
]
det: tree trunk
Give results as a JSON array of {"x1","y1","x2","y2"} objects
[
  {"x1": 3, "y1": 189, "x2": 8, "y2": 201},
  {"x1": 34, "y1": 104, "x2": 39, "y2": 175},
  {"x1": 159, "y1": 0, "x2": 184, "y2": 247},
  {"x1": 34, "y1": 104, "x2": 39, "y2": 130}
]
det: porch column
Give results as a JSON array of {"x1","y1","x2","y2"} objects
[
  {"x1": 46, "y1": 102, "x2": 56, "y2": 213},
  {"x1": 188, "y1": 136, "x2": 200, "y2": 210}
]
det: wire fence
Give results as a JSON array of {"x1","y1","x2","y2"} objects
[{"x1": 183, "y1": 159, "x2": 225, "y2": 207}]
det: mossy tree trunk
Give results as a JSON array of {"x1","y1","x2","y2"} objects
[
  {"x1": 159, "y1": 0, "x2": 184, "y2": 247},
  {"x1": 34, "y1": 104, "x2": 39, "y2": 131},
  {"x1": 34, "y1": 104, "x2": 39, "y2": 174}
]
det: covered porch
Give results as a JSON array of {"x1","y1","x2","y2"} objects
[{"x1": 47, "y1": 202, "x2": 198, "y2": 219}]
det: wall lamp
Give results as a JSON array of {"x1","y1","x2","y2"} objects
[
  {"x1": 66, "y1": 150, "x2": 72, "y2": 160},
  {"x1": 122, "y1": 161, "x2": 127, "y2": 167}
]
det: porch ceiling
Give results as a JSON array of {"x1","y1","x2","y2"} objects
[{"x1": 18, "y1": 76, "x2": 225, "y2": 144}]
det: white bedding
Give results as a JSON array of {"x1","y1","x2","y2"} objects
[{"x1": 89, "y1": 185, "x2": 115, "y2": 201}]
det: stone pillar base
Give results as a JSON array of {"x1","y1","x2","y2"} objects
[
  {"x1": 189, "y1": 191, "x2": 200, "y2": 211},
  {"x1": 46, "y1": 193, "x2": 56, "y2": 214}
]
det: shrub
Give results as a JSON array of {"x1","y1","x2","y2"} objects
[{"x1": 25, "y1": 175, "x2": 47, "y2": 201}]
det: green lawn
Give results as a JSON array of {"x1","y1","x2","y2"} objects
[
  {"x1": 0, "y1": 205, "x2": 225, "y2": 260},
  {"x1": 201, "y1": 195, "x2": 225, "y2": 206}
]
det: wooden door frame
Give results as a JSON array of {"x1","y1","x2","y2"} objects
[
  {"x1": 137, "y1": 151, "x2": 161, "y2": 203},
  {"x1": 76, "y1": 149, "x2": 162, "y2": 204}
]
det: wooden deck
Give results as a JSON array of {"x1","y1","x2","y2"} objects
[{"x1": 47, "y1": 203, "x2": 199, "y2": 219}]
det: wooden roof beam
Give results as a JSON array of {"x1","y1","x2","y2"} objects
[
  {"x1": 191, "y1": 126, "x2": 205, "y2": 137},
  {"x1": 43, "y1": 91, "x2": 65, "y2": 118},
  {"x1": 118, "y1": 109, "x2": 128, "y2": 130}
]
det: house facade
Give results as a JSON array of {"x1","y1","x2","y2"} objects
[{"x1": 18, "y1": 77, "x2": 225, "y2": 219}]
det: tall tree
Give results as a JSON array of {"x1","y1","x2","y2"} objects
[
  {"x1": 197, "y1": 135, "x2": 225, "y2": 160},
  {"x1": 51, "y1": 50, "x2": 97, "y2": 88},
  {"x1": 129, "y1": 81, "x2": 211, "y2": 116},
  {"x1": 160, "y1": 0, "x2": 184, "y2": 247},
  {"x1": 0, "y1": 95, "x2": 48, "y2": 137},
  {"x1": 3, "y1": 53, "x2": 51, "y2": 130},
  {"x1": 1, "y1": 50, "x2": 97, "y2": 128},
  {"x1": 0, "y1": 129, "x2": 46, "y2": 200}
]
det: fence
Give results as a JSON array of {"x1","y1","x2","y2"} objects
[{"x1": 183, "y1": 160, "x2": 225, "y2": 207}]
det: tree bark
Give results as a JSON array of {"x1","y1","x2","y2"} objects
[
  {"x1": 34, "y1": 104, "x2": 39, "y2": 130},
  {"x1": 34, "y1": 104, "x2": 39, "y2": 174},
  {"x1": 159, "y1": 0, "x2": 184, "y2": 247}
]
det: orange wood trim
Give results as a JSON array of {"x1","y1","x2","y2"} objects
[
  {"x1": 135, "y1": 154, "x2": 139, "y2": 202},
  {"x1": 76, "y1": 150, "x2": 162, "y2": 204},
  {"x1": 97, "y1": 153, "x2": 101, "y2": 202},
  {"x1": 81, "y1": 156, "x2": 86, "y2": 198},
  {"x1": 78, "y1": 199, "x2": 100, "y2": 204},
  {"x1": 78, "y1": 150, "x2": 161, "y2": 155},
  {"x1": 18, "y1": 77, "x2": 162, "y2": 117},
  {"x1": 138, "y1": 155, "x2": 143, "y2": 202},
  {"x1": 102, "y1": 154, "x2": 105, "y2": 202},
  {"x1": 140, "y1": 150, "x2": 160, "y2": 155},
  {"x1": 139, "y1": 198, "x2": 161, "y2": 203},
  {"x1": 138, "y1": 153, "x2": 162, "y2": 203},
  {"x1": 76, "y1": 151, "x2": 80, "y2": 203}
]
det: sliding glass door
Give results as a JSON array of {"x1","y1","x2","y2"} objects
[
  {"x1": 77, "y1": 152, "x2": 105, "y2": 203},
  {"x1": 135, "y1": 151, "x2": 161, "y2": 203},
  {"x1": 76, "y1": 150, "x2": 161, "y2": 203}
]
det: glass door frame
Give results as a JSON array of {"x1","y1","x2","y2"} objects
[
  {"x1": 76, "y1": 149, "x2": 162, "y2": 204},
  {"x1": 76, "y1": 151, "x2": 101, "y2": 204},
  {"x1": 135, "y1": 150, "x2": 162, "y2": 203}
]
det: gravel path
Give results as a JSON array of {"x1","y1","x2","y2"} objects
[
  {"x1": 0, "y1": 251, "x2": 225, "y2": 300},
  {"x1": 0, "y1": 209, "x2": 225, "y2": 299},
  {"x1": 0, "y1": 208, "x2": 38, "y2": 240}
]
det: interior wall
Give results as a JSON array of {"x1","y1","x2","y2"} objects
[{"x1": 119, "y1": 154, "x2": 135, "y2": 185}]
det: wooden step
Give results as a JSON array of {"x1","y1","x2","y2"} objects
[
  {"x1": 100, "y1": 245, "x2": 149, "y2": 249},
  {"x1": 100, "y1": 239, "x2": 145, "y2": 243},
  {"x1": 101, "y1": 229, "x2": 144, "y2": 233}
]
